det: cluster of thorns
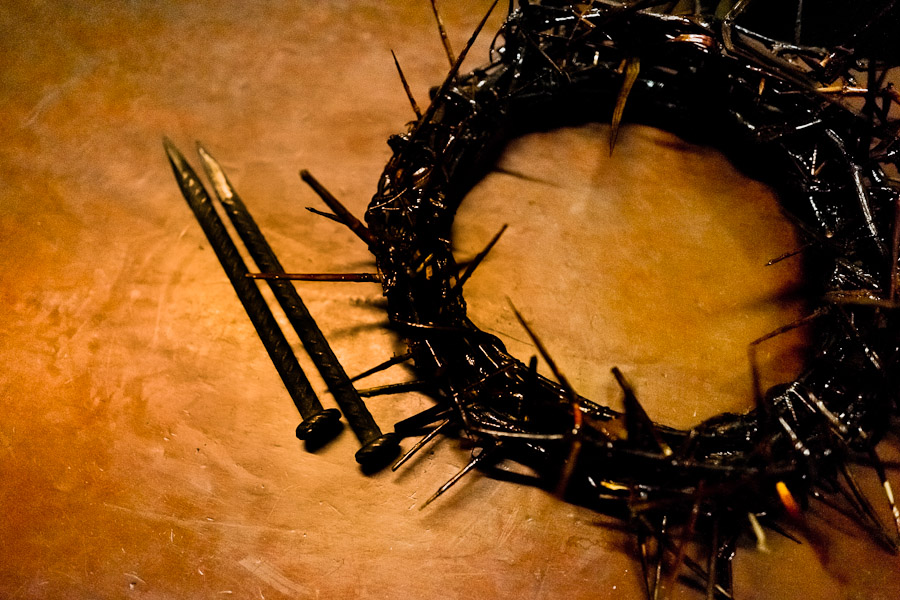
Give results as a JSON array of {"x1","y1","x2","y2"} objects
[{"x1": 166, "y1": 1, "x2": 900, "y2": 597}]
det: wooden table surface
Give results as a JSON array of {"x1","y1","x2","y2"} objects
[{"x1": 3, "y1": 1, "x2": 899, "y2": 598}]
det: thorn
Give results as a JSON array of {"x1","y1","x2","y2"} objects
[
  {"x1": 455, "y1": 224, "x2": 508, "y2": 289},
  {"x1": 508, "y1": 299, "x2": 594, "y2": 492},
  {"x1": 756, "y1": 515, "x2": 802, "y2": 544},
  {"x1": 705, "y1": 518, "x2": 719, "y2": 600},
  {"x1": 660, "y1": 491, "x2": 702, "y2": 599},
  {"x1": 245, "y1": 272, "x2": 381, "y2": 283},
  {"x1": 747, "y1": 512, "x2": 770, "y2": 553},
  {"x1": 392, "y1": 419, "x2": 451, "y2": 471},
  {"x1": 349, "y1": 351, "x2": 414, "y2": 383},
  {"x1": 612, "y1": 367, "x2": 672, "y2": 456},
  {"x1": 555, "y1": 434, "x2": 583, "y2": 498},
  {"x1": 420, "y1": 446, "x2": 493, "y2": 509},
  {"x1": 610, "y1": 56, "x2": 640, "y2": 155},
  {"x1": 526, "y1": 355, "x2": 538, "y2": 387},
  {"x1": 891, "y1": 191, "x2": 900, "y2": 301},
  {"x1": 884, "y1": 479, "x2": 900, "y2": 539},
  {"x1": 407, "y1": 0, "x2": 500, "y2": 142},
  {"x1": 748, "y1": 308, "x2": 826, "y2": 417},
  {"x1": 305, "y1": 206, "x2": 343, "y2": 224},
  {"x1": 839, "y1": 463, "x2": 898, "y2": 551},
  {"x1": 634, "y1": 515, "x2": 666, "y2": 600},
  {"x1": 492, "y1": 166, "x2": 558, "y2": 186},
  {"x1": 357, "y1": 380, "x2": 427, "y2": 398},
  {"x1": 391, "y1": 50, "x2": 422, "y2": 120},
  {"x1": 775, "y1": 481, "x2": 803, "y2": 519},
  {"x1": 765, "y1": 243, "x2": 809, "y2": 266},
  {"x1": 824, "y1": 290, "x2": 899, "y2": 309},
  {"x1": 507, "y1": 300, "x2": 576, "y2": 401},
  {"x1": 817, "y1": 84, "x2": 868, "y2": 96},
  {"x1": 867, "y1": 447, "x2": 900, "y2": 539},
  {"x1": 652, "y1": 516, "x2": 667, "y2": 600},
  {"x1": 637, "y1": 531, "x2": 655, "y2": 600},
  {"x1": 429, "y1": 0, "x2": 456, "y2": 67},
  {"x1": 393, "y1": 404, "x2": 453, "y2": 434},
  {"x1": 299, "y1": 170, "x2": 378, "y2": 247}
]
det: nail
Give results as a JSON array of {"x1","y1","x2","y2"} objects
[
  {"x1": 197, "y1": 143, "x2": 399, "y2": 468},
  {"x1": 162, "y1": 138, "x2": 341, "y2": 445}
]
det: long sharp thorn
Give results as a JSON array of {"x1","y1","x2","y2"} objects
[
  {"x1": 305, "y1": 206, "x2": 342, "y2": 223},
  {"x1": 649, "y1": 520, "x2": 733, "y2": 600},
  {"x1": 420, "y1": 446, "x2": 493, "y2": 509},
  {"x1": 610, "y1": 56, "x2": 640, "y2": 155},
  {"x1": 891, "y1": 191, "x2": 900, "y2": 301},
  {"x1": 750, "y1": 308, "x2": 826, "y2": 347},
  {"x1": 555, "y1": 433, "x2": 583, "y2": 498},
  {"x1": 868, "y1": 446, "x2": 900, "y2": 539},
  {"x1": 749, "y1": 308, "x2": 826, "y2": 420},
  {"x1": 765, "y1": 243, "x2": 809, "y2": 266},
  {"x1": 429, "y1": 0, "x2": 456, "y2": 67},
  {"x1": 391, "y1": 49, "x2": 422, "y2": 119},
  {"x1": 508, "y1": 300, "x2": 575, "y2": 399},
  {"x1": 747, "y1": 512, "x2": 770, "y2": 552},
  {"x1": 408, "y1": 0, "x2": 500, "y2": 140},
  {"x1": 706, "y1": 519, "x2": 719, "y2": 600},
  {"x1": 357, "y1": 380, "x2": 427, "y2": 398},
  {"x1": 840, "y1": 463, "x2": 898, "y2": 551},
  {"x1": 757, "y1": 516, "x2": 802, "y2": 544},
  {"x1": 634, "y1": 515, "x2": 665, "y2": 600},
  {"x1": 350, "y1": 351, "x2": 414, "y2": 383},
  {"x1": 394, "y1": 404, "x2": 453, "y2": 434},
  {"x1": 299, "y1": 170, "x2": 378, "y2": 247},
  {"x1": 661, "y1": 492, "x2": 702, "y2": 600},
  {"x1": 455, "y1": 224, "x2": 508, "y2": 289},
  {"x1": 612, "y1": 366, "x2": 672, "y2": 456},
  {"x1": 884, "y1": 478, "x2": 900, "y2": 539},
  {"x1": 829, "y1": 478, "x2": 875, "y2": 524},
  {"x1": 508, "y1": 299, "x2": 589, "y2": 490},
  {"x1": 652, "y1": 517, "x2": 666, "y2": 600},
  {"x1": 638, "y1": 531, "x2": 654, "y2": 600},
  {"x1": 246, "y1": 272, "x2": 381, "y2": 283},
  {"x1": 393, "y1": 419, "x2": 451, "y2": 471}
]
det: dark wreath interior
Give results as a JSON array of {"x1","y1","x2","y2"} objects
[{"x1": 364, "y1": 0, "x2": 900, "y2": 550}]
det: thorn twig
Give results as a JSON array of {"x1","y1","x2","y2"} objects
[
  {"x1": 612, "y1": 366, "x2": 672, "y2": 456},
  {"x1": 455, "y1": 224, "x2": 508, "y2": 289},
  {"x1": 610, "y1": 56, "x2": 640, "y2": 154},
  {"x1": 429, "y1": 0, "x2": 457, "y2": 67},
  {"x1": 391, "y1": 49, "x2": 422, "y2": 119},
  {"x1": 891, "y1": 191, "x2": 900, "y2": 301},
  {"x1": 765, "y1": 243, "x2": 810, "y2": 266},
  {"x1": 349, "y1": 352, "x2": 414, "y2": 383},
  {"x1": 420, "y1": 446, "x2": 493, "y2": 508},
  {"x1": 408, "y1": 0, "x2": 500, "y2": 141},
  {"x1": 300, "y1": 170, "x2": 378, "y2": 247},
  {"x1": 393, "y1": 419, "x2": 451, "y2": 471},
  {"x1": 357, "y1": 380, "x2": 428, "y2": 398},
  {"x1": 305, "y1": 206, "x2": 342, "y2": 223},
  {"x1": 246, "y1": 272, "x2": 381, "y2": 282}
]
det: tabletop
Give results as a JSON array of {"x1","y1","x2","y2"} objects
[{"x1": 3, "y1": 1, "x2": 899, "y2": 598}]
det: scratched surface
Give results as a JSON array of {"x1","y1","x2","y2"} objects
[{"x1": 2, "y1": 1, "x2": 899, "y2": 599}]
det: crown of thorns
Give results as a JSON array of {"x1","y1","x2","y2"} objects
[{"x1": 357, "y1": 0, "x2": 900, "y2": 591}]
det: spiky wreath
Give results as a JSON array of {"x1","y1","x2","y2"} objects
[{"x1": 360, "y1": 0, "x2": 900, "y2": 594}]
